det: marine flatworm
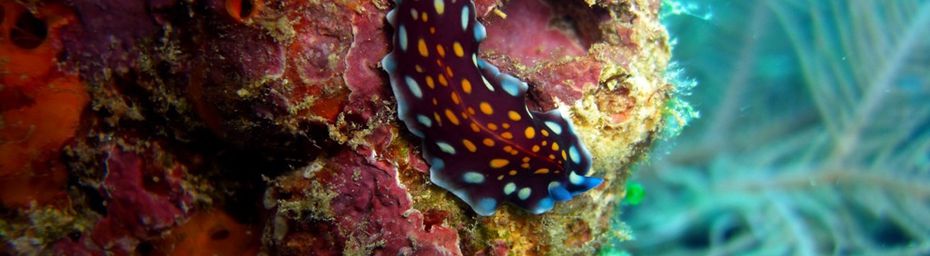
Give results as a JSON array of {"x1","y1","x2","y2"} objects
[{"x1": 381, "y1": 0, "x2": 603, "y2": 215}]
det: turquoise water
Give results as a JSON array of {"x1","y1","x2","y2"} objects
[{"x1": 619, "y1": 0, "x2": 930, "y2": 254}]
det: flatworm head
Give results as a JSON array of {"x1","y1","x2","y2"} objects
[{"x1": 381, "y1": 0, "x2": 603, "y2": 215}]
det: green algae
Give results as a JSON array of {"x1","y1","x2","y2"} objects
[{"x1": 0, "y1": 206, "x2": 92, "y2": 254}]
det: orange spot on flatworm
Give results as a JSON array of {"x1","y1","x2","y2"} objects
[
  {"x1": 425, "y1": 76, "x2": 435, "y2": 89},
  {"x1": 433, "y1": 112, "x2": 443, "y2": 126},
  {"x1": 479, "y1": 102, "x2": 493, "y2": 115},
  {"x1": 507, "y1": 111, "x2": 521, "y2": 121},
  {"x1": 444, "y1": 109, "x2": 460, "y2": 125},
  {"x1": 438, "y1": 74, "x2": 448, "y2": 86},
  {"x1": 461, "y1": 79, "x2": 472, "y2": 94},
  {"x1": 436, "y1": 44, "x2": 446, "y2": 57},
  {"x1": 451, "y1": 92, "x2": 461, "y2": 104},
  {"x1": 524, "y1": 127, "x2": 536, "y2": 139},
  {"x1": 462, "y1": 139, "x2": 477, "y2": 152},
  {"x1": 490, "y1": 159, "x2": 509, "y2": 168},
  {"x1": 418, "y1": 38, "x2": 429, "y2": 57},
  {"x1": 453, "y1": 41, "x2": 465, "y2": 57}
]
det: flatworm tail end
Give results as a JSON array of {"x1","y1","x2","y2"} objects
[{"x1": 382, "y1": 0, "x2": 603, "y2": 216}]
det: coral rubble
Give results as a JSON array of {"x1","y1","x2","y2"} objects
[{"x1": 0, "y1": 0, "x2": 672, "y2": 254}]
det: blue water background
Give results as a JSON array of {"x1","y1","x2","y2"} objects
[{"x1": 613, "y1": 0, "x2": 930, "y2": 255}]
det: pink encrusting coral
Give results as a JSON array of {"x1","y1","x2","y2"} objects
[
  {"x1": 92, "y1": 147, "x2": 193, "y2": 240},
  {"x1": 268, "y1": 131, "x2": 462, "y2": 255},
  {"x1": 480, "y1": 0, "x2": 604, "y2": 110},
  {"x1": 1, "y1": 0, "x2": 673, "y2": 254},
  {"x1": 51, "y1": 141, "x2": 197, "y2": 254},
  {"x1": 482, "y1": 0, "x2": 588, "y2": 62}
]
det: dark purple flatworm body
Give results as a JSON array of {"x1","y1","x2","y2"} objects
[{"x1": 381, "y1": 0, "x2": 603, "y2": 215}]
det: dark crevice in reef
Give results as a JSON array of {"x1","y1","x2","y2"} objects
[
  {"x1": 543, "y1": 0, "x2": 611, "y2": 51},
  {"x1": 55, "y1": 0, "x2": 342, "y2": 232},
  {"x1": 10, "y1": 9, "x2": 48, "y2": 49},
  {"x1": 0, "y1": 5, "x2": 6, "y2": 25},
  {"x1": 65, "y1": 65, "x2": 331, "y2": 230}
]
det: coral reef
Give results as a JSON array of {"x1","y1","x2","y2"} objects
[
  {"x1": 1, "y1": 0, "x2": 675, "y2": 254},
  {"x1": 266, "y1": 144, "x2": 462, "y2": 255}
]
